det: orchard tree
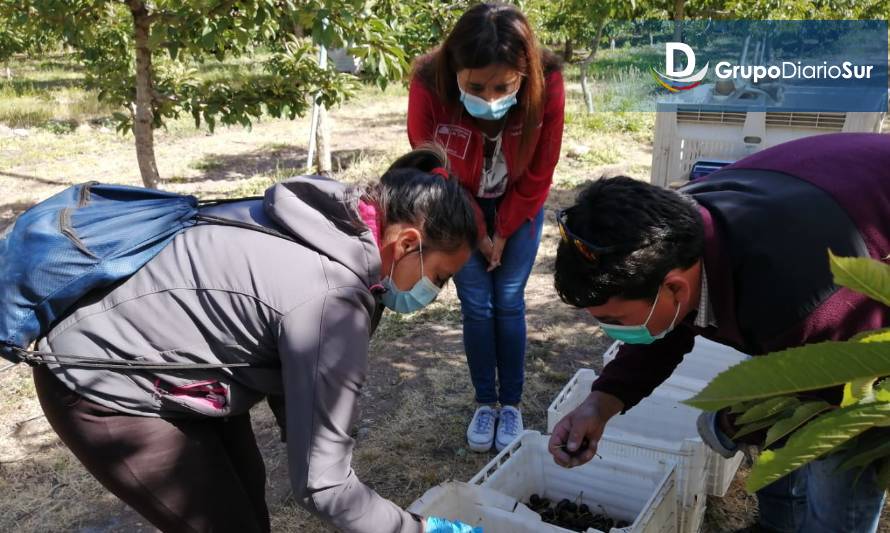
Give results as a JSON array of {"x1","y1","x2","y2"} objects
[
  {"x1": 723, "y1": 0, "x2": 890, "y2": 19},
  {"x1": 372, "y1": 0, "x2": 470, "y2": 69},
  {"x1": 0, "y1": 12, "x2": 61, "y2": 79},
  {"x1": 525, "y1": 0, "x2": 589, "y2": 61},
  {"x1": 530, "y1": 0, "x2": 642, "y2": 112},
  {"x1": 0, "y1": 1, "x2": 409, "y2": 188}
]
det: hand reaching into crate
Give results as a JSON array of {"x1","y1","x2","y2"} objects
[{"x1": 548, "y1": 391, "x2": 624, "y2": 468}]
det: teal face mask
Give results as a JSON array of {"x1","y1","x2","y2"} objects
[
  {"x1": 457, "y1": 75, "x2": 518, "y2": 121},
  {"x1": 381, "y1": 240, "x2": 441, "y2": 314},
  {"x1": 598, "y1": 289, "x2": 681, "y2": 345}
]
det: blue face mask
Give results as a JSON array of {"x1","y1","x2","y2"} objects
[
  {"x1": 598, "y1": 289, "x2": 681, "y2": 345},
  {"x1": 457, "y1": 75, "x2": 519, "y2": 121},
  {"x1": 380, "y1": 240, "x2": 441, "y2": 314}
]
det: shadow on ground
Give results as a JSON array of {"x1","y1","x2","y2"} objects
[{"x1": 164, "y1": 146, "x2": 385, "y2": 184}]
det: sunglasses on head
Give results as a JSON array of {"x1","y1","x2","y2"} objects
[{"x1": 555, "y1": 208, "x2": 648, "y2": 264}]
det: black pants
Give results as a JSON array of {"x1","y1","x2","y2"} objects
[{"x1": 33, "y1": 366, "x2": 270, "y2": 533}]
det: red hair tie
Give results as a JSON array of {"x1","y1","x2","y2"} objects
[{"x1": 430, "y1": 167, "x2": 450, "y2": 179}]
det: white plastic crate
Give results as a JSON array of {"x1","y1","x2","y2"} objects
[
  {"x1": 547, "y1": 369, "x2": 600, "y2": 433},
  {"x1": 468, "y1": 431, "x2": 679, "y2": 533},
  {"x1": 650, "y1": 109, "x2": 886, "y2": 187},
  {"x1": 601, "y1": 339, "x2": 749, "y2": 497},
  {"x1": 547, "y1": 370, "x2": 708, "y2": 533},
  {"x1": 601, "y1": 338, "x2": 749, "y2": 388},
  {"x1": 685, "y1": 498, "x2": 706, "y2": 533},
  {"x1": 408, "y1": 481, "x2": 558, "y2": 533}
]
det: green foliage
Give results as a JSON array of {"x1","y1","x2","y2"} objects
[
  {"x1": 763, "y1": 401, "x2": 830, "y2": 448},
  {"x1": 830, "y1": 251, "x2": 890, "y2": 307},
  {"x1": 685, "y1": 252, "x2": 890, "y2": 493},
  {"x1": 526, "y1": 0, "x2": 642, "y2": 54},
  {"x1": 736, "y1": 397, "x2": 800, "y2": 425},
  {"x1": 684, "y1": 342, "x2": 890, "y2": 411},
  {"x1": 0, "y1": 0, "x2": 408, "y2": 133},
  {"x1": 836, "y1": 430, "x2": 890, "y2": 476},
  {"x1": 734, "y1": 409, "x2": 793, "y2": 440},
  {"x1": 722, "y1": 0, "x2": 890, "y2": 20},
  {"x1": 749, "y1": 402, "x2": 890, "y2": 491},
  {"x1": 371, "y1": 0, "x2": 469, "y2": 68}
]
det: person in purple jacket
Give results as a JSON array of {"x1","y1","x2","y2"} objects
[{"x1": 547, "y1": 132, "x2": 890, "y2": 533}]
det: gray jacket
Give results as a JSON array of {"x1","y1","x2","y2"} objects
[{"x1": 39, "y1": 176, "x2": 422, "y2": 533}]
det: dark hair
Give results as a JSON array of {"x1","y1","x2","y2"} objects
[
  {"x1": 411, "y1": 3, "x2": 562, "y2": 173},
  {"x1": 364, "y1": 144, "x2": 478, "y2": 253},
  {"x1": 554, "y1": 177, "x2": 704, "y2": 308}
]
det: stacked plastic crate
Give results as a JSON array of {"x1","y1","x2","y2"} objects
[
  {"x1": 600, "y1": 338, "x2": 750, "y2": 497},
  {"x1": 409, "y1": 337, "x2": 749, "y2": 532}
]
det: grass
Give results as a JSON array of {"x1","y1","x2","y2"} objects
[
  {"x1": 0, "y1": 51, "x2": 400, "y2": 133},
  {"x1": 0, "y1": 55, "x2": 115, "y2": 129},
  {"x1": 0, "y1": 365, "x2": 113, "y2": 531},
  {"x1": 555, "y1": 54, "x2": 658, "y2": 189}
]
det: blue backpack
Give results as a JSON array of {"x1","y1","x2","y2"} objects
[{"x1": 0, "y1": 182, "x2": 293, "y2": 369}]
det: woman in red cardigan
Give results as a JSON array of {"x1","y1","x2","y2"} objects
[{"x1": 407, "y1": 2, "x2": 565, "y2": 452}]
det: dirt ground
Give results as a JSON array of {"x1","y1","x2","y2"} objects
[{"x1": 1, "y1": 85, "x2": 887, "y2": 533}]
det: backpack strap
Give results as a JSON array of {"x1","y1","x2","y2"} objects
[
  {"x1": 196, "y1": 195, "x2": 264, "y2": 207},
  {"x1": 193, "y1": 213, "x2": 299, "y2": 244},
  {"x1": 13, "y1": 346, "x2": 275, "y2": 371}
]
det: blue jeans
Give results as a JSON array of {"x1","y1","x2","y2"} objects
[
  {"x1": 453, "y1": 202, "x2": 544, "y2": 406},
  {"x1": 756, "y1": 445, "x2": 886, "y2": 532}
]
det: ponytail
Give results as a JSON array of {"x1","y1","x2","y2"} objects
[{"x1": 364, "y1": 144, "x2": 478, "y2": 253}]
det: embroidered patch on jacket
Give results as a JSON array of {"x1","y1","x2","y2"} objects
[{"x1": 435, "y1": 123, "x2": 472, "y2": 160}]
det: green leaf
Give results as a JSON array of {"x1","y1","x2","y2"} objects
[
  {"x1": 747, "y1": 401, "x2": 890, "y2": 492},
  {"x1": 729, "y1": 399, "x2": 763, "y2": 415},
  {"x1": 841, "y1": 378, "x2": 877, "y2": 407},
  {"x1": 854, "y1": 328, "x2": 890, "y2": 343},
  {"x1": 147, "y1": 28, "x2": 165, "y2": 50},
  {"x1": 734, "y1": 409, "x2": 793, "y2": 440},
  {"x1": 763, "y1": 401, "x2": 831, "y2": 448},
  {"x1": 875, "y1": 379, "x2": 890, "y2": 403},
  {"x1": 684, "y1": 341, "x2": 890, "y2": 411},
  {"x1": 829, "y1": 251, "x2": 890, "y2": 307},
  {"x1": 737, "y1": 397, "x2": 801, "y2": 425},
  {"x1": 836, "y1": 431, "x2": 890, "y2": 473},
  {"x1": 377, "y1": 50, "x2": 388, "y2": 78},
  {"x1": 841, "y1": 382, "x2": 856, "y2": 408}
]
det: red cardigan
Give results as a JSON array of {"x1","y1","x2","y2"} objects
[{"x1": 407, "y1": 70, "x2": 565, "y2": 239}]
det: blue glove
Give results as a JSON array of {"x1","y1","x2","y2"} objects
[
  {"x1": 696, "y1": 410, "x2": 738, "y2": 458},
  {"x1": 424, "y1": 516, "x2": 482, "y2": 533}
]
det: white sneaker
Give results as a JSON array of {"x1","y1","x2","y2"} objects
[
  {"x1": 467, "y1": 405, "x2": 498, "y2": 452},
  {"x1": 495, "y1": 405, "x2": 523, "y2": 451}
]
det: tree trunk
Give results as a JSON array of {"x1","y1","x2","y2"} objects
[
  {"x1": 673, "y1": 0, "x2": 685, "y2": 43},
  {"x1": 580, "y1": 19, "x2": 605, "y2": 114},
  {"x1": 562, "y1": 39, "x2": 573, "y2": 62},
  {"x1": 315, "y1": 104, "x2": 331, "y2": 175},
  {"x1": 129, "y1": 0, "x2": 160, "y2": 189}
]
